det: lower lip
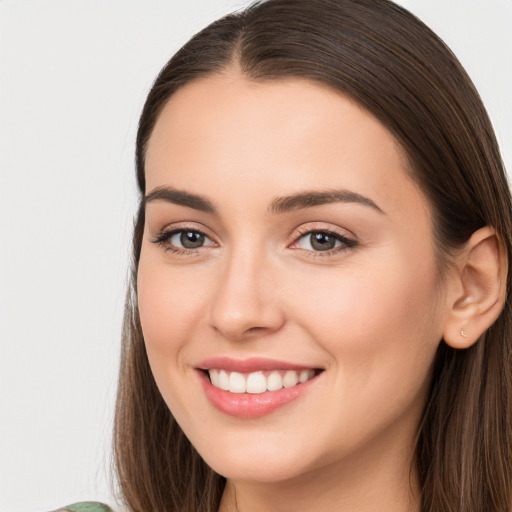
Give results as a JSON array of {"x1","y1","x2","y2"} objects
[{"x1": 198, "y1": 370, "x2": 320, "y2": 419}]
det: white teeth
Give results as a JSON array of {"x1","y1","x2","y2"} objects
[
  {"x1": 209, "y1": 369, "x2": 220, "y2": 388},
  {"x1": 267, "y1": 371, "x2": 283, "y2": 391},
  {"x1": 207, "y1": 368, "x2": 317, "y2": 394},
  {"x1": 218, "y1": 369, "x2": 229, "y2": 390},
  {"x1": 246, "y1": 372, "x2": 267, "y2": 394},
  {"x1": 299, "y1": 369, "x2": 310, "y2": 383},
  {"x1": 229, "y1": 372, "x2": 246, "y2": 393},
  {"x1": 283, "y1": 370, "x2": 299, "y2": 388}
]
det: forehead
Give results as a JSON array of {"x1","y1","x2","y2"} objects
[{"x1": 145, "y1": 73, "x2": 429, "y2": 222}]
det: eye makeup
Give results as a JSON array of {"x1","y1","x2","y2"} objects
[{"x1": 150, "y1": 222, "x2": 359, "y2": 259}]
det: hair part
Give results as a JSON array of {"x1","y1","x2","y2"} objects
[{"x1": 114, "y1": 1, "x2": 512, "y2": 510}]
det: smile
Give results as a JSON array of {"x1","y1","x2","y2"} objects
[
  {"x1": 208, "y1": 369, "x2": 316, "y2": 394},
  {"x1": 197, "y1": 359, "x2": 324, "y2": 418}
]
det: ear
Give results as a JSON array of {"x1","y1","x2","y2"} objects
[{"x1": 443, "y1": 226, "x2": 508, "y2": 349}]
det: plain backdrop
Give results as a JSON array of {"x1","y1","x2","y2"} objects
[{"x1": 0, "y1": 1, "x2": 510, "y2": 511}]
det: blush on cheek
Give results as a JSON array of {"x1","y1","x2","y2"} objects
[
  {"x1": 138, "y1": 265, "x2": 208, "y2": 359},
  {"x1": 138, "y1": 272, "x2": 174, "y2": 352},
  {"x1": 297, "y1": 259, "x2": 438, "y2": 358}
]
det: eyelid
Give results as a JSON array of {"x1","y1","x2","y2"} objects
[
  {"x1": 149, "y1": 221, "x2": 357, "y2": 257},
  {"x1": 150, "y1": 222, "x2": 219, "y2": 252},
  {"x1": 288, "y1": 223, "x2": 358, "y2": 254}
]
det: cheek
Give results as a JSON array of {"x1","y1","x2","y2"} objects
[
  {"x1": 278, "y1": 258, "x2": 442, "y2": 455},
  {"x1": 286, "y1": 253, "x2": 442, "y2": 392},
  {"x1": 137, "y1": 253, "x2": 210, "y2": 366},
  {"x1": 136, "y1": 254, "x2": 217, "y2": 425}
]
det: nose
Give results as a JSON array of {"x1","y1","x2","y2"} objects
[{"x1": 207, "y1": 249, "x2": 286, "y2": 341}]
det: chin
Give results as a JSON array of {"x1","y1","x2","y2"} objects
[
  {"x1": 206, "y1": 453, "x2": 309, "y2": 483},
  {"x1": 189, "y1": 429, "x2": 326, "y2": 484}
]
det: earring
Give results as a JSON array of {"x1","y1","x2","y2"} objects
[{"x1": 460, "y1": 329, "x2": 468, "y2": 338}]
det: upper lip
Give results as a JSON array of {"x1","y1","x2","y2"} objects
[{"x1": 197, "y1": 357, "x2": 321, "y2": 373}]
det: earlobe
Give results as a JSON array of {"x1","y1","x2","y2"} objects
[{"x1": 443, "y1": 227, "x2": 507, "y2": 349}]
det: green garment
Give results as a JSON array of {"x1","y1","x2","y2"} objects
[{"x1": 53, "y1": 502, "x2": 113, "y2": 512}]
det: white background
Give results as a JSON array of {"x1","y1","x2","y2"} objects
[{"x1": 0, "y1": 1, "x2": 510, "y2": 511}]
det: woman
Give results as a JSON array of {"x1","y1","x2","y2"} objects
[{"x1": 111, "y1": 0, "x2": 512, "y2": 511}]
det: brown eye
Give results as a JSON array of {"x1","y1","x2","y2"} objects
[
  {"x1": 309, "y1": 232, "x2": 337, "y2": 251},
  {"x1": 179, "y1": 231, "x2": 205, "y2": 249},
  {"x1": 293, "y1": 229, "x2": 357, "y2": 254},
  {"x1": 151, "y1": 228, "x2": 216, "y2": 252}
]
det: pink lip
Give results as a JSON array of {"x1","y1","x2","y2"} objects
[
  {"x1": 196, "y1": 359, "x2": 322, "y2": 419},
  {"x1": 197, "y1": 357, "x2": 317, "y2": 373}
]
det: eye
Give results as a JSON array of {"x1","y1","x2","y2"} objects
[
  {"x1": 151, "y1": 228, "x2": 216, "y2": 252},
  {"x1": 172, "y1": 230, "x2": 207, "y2": 249},
  {"x1": 293, "y1": 229, "x2": 357, "y2": 253}
]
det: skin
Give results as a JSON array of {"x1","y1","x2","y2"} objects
[{"x1": 137, "y1": 72, "x2": 456, "y2": 512}]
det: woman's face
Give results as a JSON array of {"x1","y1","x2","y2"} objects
[{"x1": 138, "y1": 74, "x2": 448, "y2": 483}]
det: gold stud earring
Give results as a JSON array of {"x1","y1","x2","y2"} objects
[{"x1": 460, "y1": 329, "x2": 468, "y2": 338}]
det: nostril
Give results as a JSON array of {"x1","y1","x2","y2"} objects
[{"x1": 245, "y1": 326, "x2": 268, "y2": 334}]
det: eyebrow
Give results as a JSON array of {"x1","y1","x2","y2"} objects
[
  {"x1": 143, "y1": 186, "x2": 384, "y2": 215},
  {"x1": 144, "y1": 186, "x2": 216, "y2": 213},
  {"x1": 270, "y1": 189, "x2": 384, "y2": 214}
]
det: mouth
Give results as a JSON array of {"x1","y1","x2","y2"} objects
[
  {"x1": 196, "y1": 359, "x2": 324, "y2": 418},
  {"x1": 205, "y1": 368, "x2": 320, "y2": 394}
]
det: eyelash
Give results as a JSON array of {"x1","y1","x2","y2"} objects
[
  {"x1": 151, "y1": 227, "x2": 216, "y2": 255},
  {"x1": 291, "y1": 227, "x2": 358, "y2": 257},
  {"x1": 151, "y1": 226, "x2": 358, "y2": 257}
]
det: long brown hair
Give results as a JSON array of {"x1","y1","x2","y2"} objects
[{"x1": 113, "y1": 1, "x2": 512, "y2": 510}]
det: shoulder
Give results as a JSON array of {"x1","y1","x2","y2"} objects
[{"x1": 52, "y1": 502, "x2": 114, "y2": 512}]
